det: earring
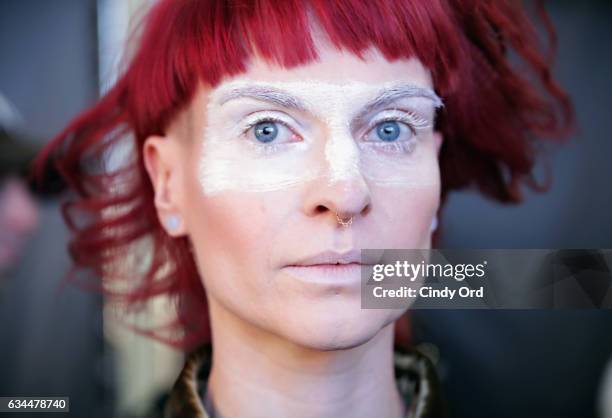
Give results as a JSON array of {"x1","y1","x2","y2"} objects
[
  {"x1": 165, "y1": 214, "x2": 181, "y2": 233},
  {"x1": 430, "y1": 215, "x2": 438, "y2": 232}
]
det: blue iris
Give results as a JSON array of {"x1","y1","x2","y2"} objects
[
  {"x1": 376, "y1": 121, "x2": 401, "y2": 142},
  {"x1": 254, "y1": 122, "x2": 278, "y2": 143}
]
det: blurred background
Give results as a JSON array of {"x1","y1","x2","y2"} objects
[{"x1": 0, "y1": 0, "x2": 611, "y2": 417}]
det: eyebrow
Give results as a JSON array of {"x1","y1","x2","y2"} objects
[
  {"x1": 218, "y1": 85, "x2": 310, "y2": 111},
  {"x1": 360, "y1": 84, "x2": 444, "y2": 115},
  {"x1": 216, "y1": 83, "x2": 444, "y2": 115}
]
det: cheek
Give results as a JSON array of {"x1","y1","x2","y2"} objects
[
  {"x1": 182, "y1": 180, "x2": 296, "y2": 307},
  {"x1": 186, "y1": 193, "x2": 270, "y2": 280},
  {"x1": 180, "y1": 143, "x2": 294, "y2": 304},
  {"x1": 372, "y1": 136, "x2": 441, "y2": 246},
  {"x1": 370, "y1": 172, "x2": 440, "y2": 248}
]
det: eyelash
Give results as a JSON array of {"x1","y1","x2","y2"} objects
[
  {"x1": 366, "y1": 110, "x2": 430, "y2": 135},
  {"x1": 360, "y1": 110, "x2": 430, "y2": 154},
  {"x1": 241, "y1": 115, "x2": 300, "y2": 154},
  {"x1": 241, "y1": 109, "x2": 431, "y2": 155}
]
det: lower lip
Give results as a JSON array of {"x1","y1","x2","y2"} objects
[{"x1": 283, "y1": 262, "x2": 366, "y2": 285}]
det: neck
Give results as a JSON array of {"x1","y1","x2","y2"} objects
[{"x1": 205, "y1": 300, "x2": 406, "y2": 418}]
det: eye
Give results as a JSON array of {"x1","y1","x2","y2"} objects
[
  {"x1": 364, "y1": 119, "x2": 414, "y2": 143},
  {"x1": 244, "y1": 117, "x2": 301, "y2": 146},
  {"x1": 253, "y1": 121, "x2": 279, "y2": 143},
  {"x1": 376, "y1": 121, "x2": 401, "y2": 142}
]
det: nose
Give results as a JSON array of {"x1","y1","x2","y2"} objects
[
  {"x1": 303, "y1": 122, "x2": 372, "y2": 225},
  {"x1": 302, "y1": 174, "x2": 372, "y2": 226}
]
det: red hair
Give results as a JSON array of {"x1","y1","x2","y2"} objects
[{"x1": 36, "y1": 0, "x2": 573, "y2": 350}]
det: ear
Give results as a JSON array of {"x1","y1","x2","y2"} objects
[
  {"x1": 143, "y1": 135, "x2": 186, "y2": 237},
  {"x1": 433, "y1": 132, "x2": 444, "y2": 156}
]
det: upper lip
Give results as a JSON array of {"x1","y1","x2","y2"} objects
[{"x1": 288, "y1": 249, "x2": 368, "y2": 267}]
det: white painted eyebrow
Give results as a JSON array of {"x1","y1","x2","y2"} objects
[
  {"x1": 217, "y1": 85, "x2": 309, "y2": 111},
  {"x1": 215, "y1": 83, "x2": 444, "y2": 114},
  {"x1": 360, "y1": 84, "x2": 444, "y2": 115}
]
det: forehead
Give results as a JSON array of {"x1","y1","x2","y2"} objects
[
  {"x1": 210, "y1": 42, "x2": 434, "y2": 99},
  {"x1": 205, "y1": 80, "x2": 443, "y2": 126}
]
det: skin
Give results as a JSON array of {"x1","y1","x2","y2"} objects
[
  {"x1": 144, "y1": 37, "x2": 443, "y2": 418},
  {"x1": 198, "y1": 80, "x2": 442, "y2": 194}
]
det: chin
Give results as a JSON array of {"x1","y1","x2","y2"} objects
[{"x1": 280, "y1": 308, "x2": 401, "y2": 351}]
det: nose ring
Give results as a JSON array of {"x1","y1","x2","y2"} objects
[{"x1": 335, "y1": 213, "x2": 353, "y2": 227}]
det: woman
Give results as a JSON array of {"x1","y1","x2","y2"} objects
[{"x1": 37, "y1": 1, "x2": 573, "y2": 417}]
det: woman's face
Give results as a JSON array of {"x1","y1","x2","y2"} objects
[{"x1": 146, "y1": 40, "x2": 442, "y2": 350}]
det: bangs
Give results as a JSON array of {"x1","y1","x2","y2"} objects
[{"x1": 181, "y1": 0, "x2": 461, "y2": 82}]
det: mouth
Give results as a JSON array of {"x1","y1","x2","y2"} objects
[{"x1": 283, "y1": 250, "x2": 372, "y2": 285}]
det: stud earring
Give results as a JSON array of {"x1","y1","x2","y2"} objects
[{"x1": 166, "y1": 214, "x2": 181, "y2": 232}]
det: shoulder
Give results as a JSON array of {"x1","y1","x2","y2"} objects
[
  {"x1": 394, "y1": 346, "x2": 447, "y2": 418},
  {"x1": 164, "y1": 345, "x2": 211, "y2": 418}
]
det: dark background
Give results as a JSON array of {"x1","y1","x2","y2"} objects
[
  {"x1": 424, "y1": 2, "x2": 612, "y2": 417},
  {"x1": 0, "y1": 1, "x2": 111, "y2": 418},
  {"x1": 0, "y1": 1, "x2": 610, "y2": 417}
]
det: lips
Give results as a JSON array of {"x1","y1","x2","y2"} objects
[
  {"x1": 288, "y1": 249, "x2": 366, "y2": 267},
  {"x1": 283, "y1": 249, "x2": 374, "y2": 285}
]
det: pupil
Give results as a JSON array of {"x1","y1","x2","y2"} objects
[
  {"x1": 377, "y1": 121, "x2": 400, "y2": 141},
  {"x1": 254, "y1": 122, "x2": 278, "y2": 143}
]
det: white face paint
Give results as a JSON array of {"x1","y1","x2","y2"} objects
[{"x1": 198, "y1": 80, "x2": 443, "y2": 195}]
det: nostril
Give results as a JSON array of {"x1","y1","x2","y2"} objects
[{"x1": 314, "y1": 205, "x2": 328, "y2": 214}]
